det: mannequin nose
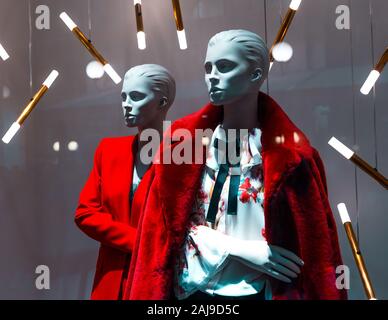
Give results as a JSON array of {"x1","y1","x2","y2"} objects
[
  {"x1": 209, "y1": 77, "x2": 219, "y2": 85},
  {"x1": 124, "y1": 106, "x2": 132, "y2": 114}
]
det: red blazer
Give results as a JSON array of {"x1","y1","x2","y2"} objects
[
  {"x1": 124, "y1": 92, "x2": 348, "y2": 300},
  {"x1": 75, "y1": 135, "x2": 154, "y2": 299}
]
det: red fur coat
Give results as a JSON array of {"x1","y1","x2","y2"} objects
[{"x1": 123, "y1": 92, "x2": 347, "y2": 300}]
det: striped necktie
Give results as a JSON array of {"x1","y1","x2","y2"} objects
[{"x1": 206, "y1": 136, "x2": 241, "y2": 223}]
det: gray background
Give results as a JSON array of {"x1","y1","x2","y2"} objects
[{"x1": 0, "y1": 0, "x2": 386, "y2": 299}]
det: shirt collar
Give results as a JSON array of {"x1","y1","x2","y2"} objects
[{"x1": 206, "y1": 124, "x2": 262, "y2": 173}]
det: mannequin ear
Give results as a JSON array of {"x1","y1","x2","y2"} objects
[
  {"x1": 251, "y1": 68, "x2": 263, "y2": 83},
  {"x1": 159, "y1": 96, "x2": 168, "y2": 108}
]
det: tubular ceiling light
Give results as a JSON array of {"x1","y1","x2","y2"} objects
[
  {"x1": 336, "y1": 203, "x2": 377, "y2": 300},
  {"x1": 134, "y1": 1, "x2": 146, "y2": 50},
  {"x1": 289, "y1": 0, "x2": 302, "y2": 11},
  {"x1": 328, "y1": 137, "x2": 388, "y2": 189},
  {"x1": 360, "y1": 47, "x2": 388, "y2": 95},
  {"x1": 0, "y1": 42, "x2": 9, "y2": 61},
  {"x1": 269, "y1": 0, "x2": 302, "y2": 64},
  {"x1": 59, "y1": 12, "x2": 122, "y2": 84},
  {"x1": 171, "y1": 0, "x2": 187, "y2": 50},
  {"x1": 2, "y1": 70, "x2": 59, "y2": 144}
]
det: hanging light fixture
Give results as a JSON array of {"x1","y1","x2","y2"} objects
[
  {"x1": 2, "y1": 70, "x2": 59, "y2": 144},
  {"x1": 360, "y1": 47, "x2": 388, "y2": 95},
  {"x1": 171, "y1": 0, "x2": 187, "y2": 50},
  {"x1": 269, "y1": 0, "x2": 302, "y2": 70},
  {"x1": 328, "y1": 137, "x2": 388, "y2": 189},
  {"x1": 0, "y1": 42, "x2": 9, "y2": 61},
  {"x1": 133, "y1": 0, "x2": 146, "y2": 50},
  {"x1": 59, "y1": 12, "x2": 122, "y2": 84},
  {"x1": 337, "y1": 203, "x2": 377, "y2": 300}
]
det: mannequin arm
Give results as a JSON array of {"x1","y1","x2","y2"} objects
[{"x1": 195, "y1": 225, "x2": 303, "y2": 283}]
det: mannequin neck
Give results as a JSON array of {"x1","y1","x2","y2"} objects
[
  {"x1": 135, "y1": 116, "x2": 165, "y2": 175},
  {"x1": 136, "y1": 115, "x2": 165, "y2": 151},
  {"x1": 222, "y1": 92, "x2": 259, "y2": 130}
]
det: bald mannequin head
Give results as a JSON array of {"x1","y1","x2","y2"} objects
[
  {"x1": 121, "y1": 64, "x2": 176, "y2": 129},
  {"x1": 204, "y1": 30, "x2": 269, "y2": 106}
]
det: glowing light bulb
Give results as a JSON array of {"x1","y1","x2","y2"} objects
[
  {"x1": 0, "y1": 42, "x2": 10, "y2": 61},
  {"x1": 337, "y1": 203, "x2": 351, "y2": 224},
  {"x1": 86, "y1": 61, "x2": 104, "y2": 79},
  {"x1": 272, "y1": 42, "x2": 293, "y2": 62},
  {"x1": 43, "y1": 70, "x2": 59, "y2": 88},
  {"x1": 103, "y1": 64, "x2": 122, "y2": 84},
  {"x1": 177, "y1": 29, "x2": 187, "y2": 50},
  {"x1": 53, "y1": 141, "x2": 60, "y2": 152},
  {"x1": 2, "y1": 122, "x2": 21, "y2": 144},
  {"x1": 289, "y1": 0, "x2": 302, "y2": 11},
  {"x1": 137, "y1": 31, "x2": 146, "y2": 50},
  {"x1": 360, "y1": 70, "x2": 380, "y2": 95},
  {"x1": 59, "y1": 12, "x2": 77, "y2": 31},
  {"x1": 328, "y1": 137, "x2": 354, "y2": 159},
  {"x1": 68, "y1": 141, "x2": 79, "y2": 151}
]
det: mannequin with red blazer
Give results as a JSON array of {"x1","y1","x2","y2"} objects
[{"x1": 75, "y1": 64, "x2": 176, "y2": 299}]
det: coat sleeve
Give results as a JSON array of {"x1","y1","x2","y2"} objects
[
  {"x1": 74, "y1": 139, "x2": 136, "y2": 253},
  {"x1": 281, "y1": 152, "x2": 347, "y2": 300},
  {"x1": 175, "y1": 225, "x2": 230, "y2": 299}
]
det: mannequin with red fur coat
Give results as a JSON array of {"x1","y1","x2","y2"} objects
[{"x1": 123, "y1": 30, "x2": 347, "y2": 300}]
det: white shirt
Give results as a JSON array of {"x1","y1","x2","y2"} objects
[
  {"x1": 129, "y1": 165, "x2": 141, "y2": 203},
  {"x1": 174, "y1": 124, "x2": 272, "y2": 299}
]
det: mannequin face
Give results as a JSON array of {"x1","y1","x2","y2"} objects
[
  {"x1": 204, "y1": 41, "x2": 262, "y2": 106},
  {"x1": 121, "y1": 75, "x2": 167, "y2": 129}
]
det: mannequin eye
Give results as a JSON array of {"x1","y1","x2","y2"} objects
[
  {"x1": 129, "y1": 91, "x2": 146, "y2": 101},
  {"x1": 121, "y1": 92, "x2": 127, "y2": 102},
  {"x1": 216, "y1": 60, "x2": 236, "y2": 73},
  {"x1": 204, "y1": 62, "x2": 212, "y2": 74}
]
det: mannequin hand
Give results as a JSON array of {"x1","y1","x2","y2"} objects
[
  {"x1": 229, "y1": 239, "x2": 304, "y2": 283},
  {"x1": 193, "y1": 225, "x2": 303, "y2": 283}
]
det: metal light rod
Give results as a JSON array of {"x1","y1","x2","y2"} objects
[
  {"x1": 269, "y1": 0, "x2": 302, "y2": 69},
  {"x1": 59, "y1": 12, "x2": 122, "y2": 84},
  {"x1": 171, "y1": 0, "x2": 187, "y2": 50},
  {"x1": 134, "y1": 0, "x2": 146, "y2": 50},
  {"x1": 328, "y1": 137, "x2": 388, "y2": 190},
  {"x1": 360, "y1": 47, "x2": 388, "y2": 95},
  {"x1": 2, "y1": 70, "x2": 59, "y2": 144},
  {"x1": 337, "y1": 203, "x2": 377, "y2": 300}
]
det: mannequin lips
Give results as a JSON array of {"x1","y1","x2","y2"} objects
[
  {"x1": 125, "y1": 114, "x2": 136, "y2": 122},
  {"x1": 209, "y1": 87, "x2": 223, "y2": 94},
  {"x1": 209, "y1": 88, "x2": 224, "y2": 100}
]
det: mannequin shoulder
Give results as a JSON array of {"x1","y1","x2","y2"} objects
[{"x1": 96, "y1": 135, "x2": 136, "y2": 153}]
